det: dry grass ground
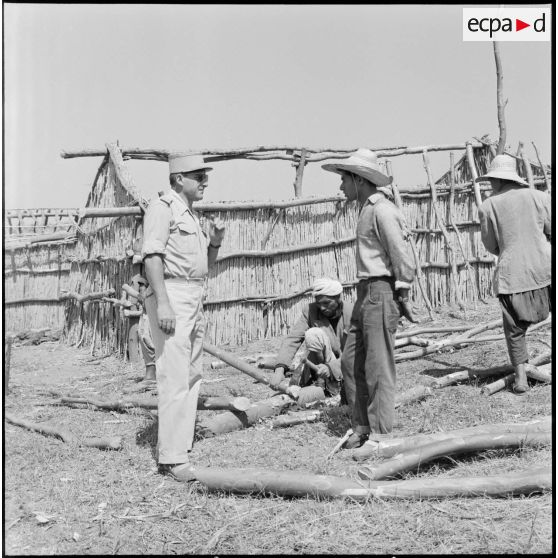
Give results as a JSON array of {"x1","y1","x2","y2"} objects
[{"x1": 4, "y1": 300, "x2": 553, "y2": 555}]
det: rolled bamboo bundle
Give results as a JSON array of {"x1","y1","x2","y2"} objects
[{"x1": 364, "y1": 417, "x2": 551, "y2": 459}]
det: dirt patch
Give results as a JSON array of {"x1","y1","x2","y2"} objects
[{"x1": 4, "y1": 300, "x2": 552, "y2": 554}]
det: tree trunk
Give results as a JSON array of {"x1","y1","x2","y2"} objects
[
  {"x1": 482, "y1": 361, "x2": 552, "y2": 396},
  {"x1": 58, "y1": 395, "x2": 251, "y2": 412},
  {"x1": 195, "y1": 394, "x2": 295, "y2": 438},
  {"x1": 344, "y1": 468, "x2": 550, "y2": 500},
  {"x1": 493, "y1": 41, "x2": 507, "y2": 155},
  {"x1": 5, "y1": 412, "x2": 122, "y2": 450},
  {"x1": 271, "y1": 410, "x2": 323, "y2": 428},
  {"x1": 394, "y1": 385, "x2": 433, "y2": 408},
  {"x1": 357, "y1": 431, "x2": 551, "y2": 480},
  {"x1": 203, "y1": 343, "x2": 294, "y2": 397},
  {"x1": 367, "y1": 417, "x2": 551, "y2": 459},
  {"x1": 431, "y1": 353, "x2": 551, "y2": 390},
  {"x1": 189, "y1": 466, "x2": 550, "y2": 500}
]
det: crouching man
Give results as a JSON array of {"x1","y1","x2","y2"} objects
[{"x1": 259, "y1": 278, "x2": 356, "y2": 407}]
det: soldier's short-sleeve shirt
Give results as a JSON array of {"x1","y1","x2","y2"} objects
[{"x1": 141, "y1": 190, "x2": 209, "y2": 280}]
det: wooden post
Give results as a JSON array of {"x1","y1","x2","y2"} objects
[
  {"x1": 422, "y1": 150, "x2": 460, "y2": 308},
  {"x1": 493, "y1": 42, "x2": 507, "y2": 155},
  {"x1": 518, "y1": 142, "x2": 535, "y2": 188},
  {"x1": 386, "y1": 160, "x2": 434, "y2": 320},
  {"x1": 466, "y1": 142, "x2": 483, "y2": 209},
  {"x1": 292, "y1": 148, "x2": 308, "y2": 198},
  {"x1": 4, "y1": 334, "x2": 14, "y2": 393},
  {"x1": 531, "y1": 142, "x2": 551, "y2": 192},
  {"x1": 448, "y1": 152, "x2": 480, "y2": 306}
]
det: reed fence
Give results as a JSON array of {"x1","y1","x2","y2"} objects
[{"x1": 4, "y1": 138, "x2": 551, "y2": 355}]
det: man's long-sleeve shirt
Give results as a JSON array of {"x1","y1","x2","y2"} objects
[
  {"x1": 356, "y1": 193, "x2": 415, "y2": 290},
  {"x1": 141, "y1": 190, "x2": 209, "y2": 280},
  {"x1": 479, "y1": 186, "x2": 551, "y2": 295}
]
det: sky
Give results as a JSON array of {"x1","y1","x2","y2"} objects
[{"x1": 3, "y1": 4, "x2": 552, "y2": 209}]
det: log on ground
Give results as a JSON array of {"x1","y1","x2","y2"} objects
[
  {"x1": 203, "y1": 343, "x2": 294, "y2": 397},
  {"x1": 5, "y1": 412, "x2": 122, "y2": 450},
  {"x1": 195, "y1": 394, "x2": 295, "y2": 438},
  {"x1": 357, "y1": 431, "x2": 551, "y2": 480},
  {"x1": 271, "y1": 410, "x2": 323, "y2": 428},
  {"x1": 343, "y1": 468, "x2": 551, "y2": 500},
  {"x1": 367, "y1": 417, "x2": 551, "y2": 459},
  {"x1": 482, "y1": 362, "x2": 552, "y2": 396},
  {"x1": 58, "y1": 395, "x2": 251, "y2": 412},
  {"x1": 395, "y1": 385, "x2": 433, "y2": 408},
  {"x1": 190, "y1": 466, "x2": 551, "y2": 500},
  {"x1": 431, "y1": 352, "x2": 551, "y2": 389}
]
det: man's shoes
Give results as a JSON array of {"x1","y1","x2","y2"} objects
[
  {"x1": 159, "y1": 462, "x2": 197, "y2": 482},
  {"x1": 512, "y1": 381, "x2": 529, "y2": 395},
  {"x1": 352, "y1": 440, "x2": 381, "y2": 462},
  {"x1": 343, "y1": 432, "x2": 369, "y2": 450}
]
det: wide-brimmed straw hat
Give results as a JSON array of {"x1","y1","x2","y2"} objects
[
  {"x1": 475, "y1": 154, "x2": 528, "y2": 187},
  {"x1": 322, "y1": 148, "x2": 392, "y2": 187},
  {"x1": 168, "y1": 153, "x2": 213, "y2": 174}
]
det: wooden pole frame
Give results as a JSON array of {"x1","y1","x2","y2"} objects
[
  {"x1": 423, "y1": 150, "x2": 460, "y2": 307},
  {"x1": 386, "y1": 160, "x2": 434, "y2": 320}
]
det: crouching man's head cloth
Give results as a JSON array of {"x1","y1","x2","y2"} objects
[{"x1": 312, "y1": 278, "x2": 343, "y2": 297}]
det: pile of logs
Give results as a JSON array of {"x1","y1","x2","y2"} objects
[
  {"x1": 5, "y1": 315, "x2": 551, "y2": 500},
  {"x1": 189, "y1": 417, "x2": 551, "y2": 500},
  {"x1": 393, "y1": 315, "x2": 551, "y2": 362}
]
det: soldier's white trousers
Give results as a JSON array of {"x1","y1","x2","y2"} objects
[{"x1": 145, "y1": 279, "x2": 204, "y2": 464}]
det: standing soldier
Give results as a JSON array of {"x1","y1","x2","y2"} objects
[
  {"x1": 477, "y1": 154, "x2": 551, "y2": 394},
  {"x1": 142, "y1": 153, "x2": 225, "y2": 482},
  {"x1": 322, "y1": 149, "x2": 417, "y2": 460}
]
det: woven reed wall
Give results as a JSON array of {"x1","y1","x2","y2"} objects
[
  {"x1": 200, "y1": 186, "x2": 498, "y2": 345},
  {"x1": 6, "y1": 141, "x2": 549, "y2": 353},
  {"x1": 4, "y1": 241, "x2": 76, "y2": 332},
  {"x1": 62, "y1": 149, "x2": 143, "y2": 354}
]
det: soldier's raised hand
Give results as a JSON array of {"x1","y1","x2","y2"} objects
[{"x1": 208, "y1": 217, "x2": 226, "y2": 247}]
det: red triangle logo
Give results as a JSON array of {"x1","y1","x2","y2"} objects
[{"x1": 516, "y1": 19, "x2": 530, "y2": 31}]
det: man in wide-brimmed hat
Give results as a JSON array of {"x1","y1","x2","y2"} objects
[
  {"x1": 476, "y1": 154, "x2": 551, "y2": 395},
  {"x1": 258, "y1": 277, "x2": 357, "y2": 407},
  {"x1": 141, "y1": 153, "x2": 225, "y2": 482},
  {"x1": 322, "y1": 148, "x2": 417, "y2": 460}
]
